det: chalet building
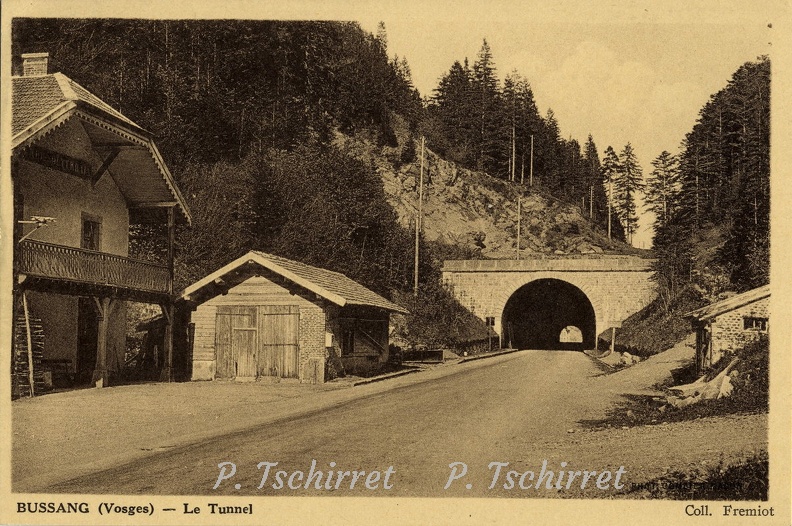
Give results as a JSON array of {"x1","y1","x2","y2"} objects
[
  {"x1": 11, "y1": 53, "x2": 191, "y2": 394},
  {"x1": 179, "y1": 251, "x2": 408, "y2": 383},
  {"x1": 686, "y1": 285, "x2": 770, "y2": 374}
]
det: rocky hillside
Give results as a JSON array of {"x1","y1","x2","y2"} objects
[{"x1": 337, "y1": 124, "x2": 640, "y2": 259}]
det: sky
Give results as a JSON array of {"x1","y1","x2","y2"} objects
[{"x1": 2, "y1": 0, "x2": 783, "y2": 248}]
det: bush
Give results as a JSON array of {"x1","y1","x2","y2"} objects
[
  {"x1": 393, "y1": 281, "x2": 489, "y2": 349},
  {"x1": 607, "y1": 286, "x2": 707, "y2": 356},
  {"x1": 708, "y1": 335, "x2": 769, "y2": 413},
  {"x1": 400, "y1": 137, "x2": 417, "y2": 165},
  {"x1": 625, "y1": 451, "x2": 768, "y2": 500}
]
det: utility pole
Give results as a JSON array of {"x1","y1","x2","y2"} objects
[{"x1": 414, "y1": 136, "x2": 424, "y2": 297}]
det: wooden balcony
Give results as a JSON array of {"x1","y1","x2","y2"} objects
[{"x1": 16, "y1": 239, "x2": 171, "y2": 300}]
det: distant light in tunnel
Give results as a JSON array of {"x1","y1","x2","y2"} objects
[{"x1": 559, "y1": 326, "x2": 583, "y2": 343}]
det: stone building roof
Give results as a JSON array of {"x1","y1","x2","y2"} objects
[
  {"x1": 180, "y1": 251, "x2": 409, "y2": 314},
  {"x1": 685, "y1": 285, "x2": 770, "y2": 322}
]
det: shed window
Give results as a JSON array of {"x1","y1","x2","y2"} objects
[
  {"x1": 341, "y1": 328, "x2": 355, "y2": 355},
  {"x1": 743, "y1": 317, "x2": 768, "y2": 331}
]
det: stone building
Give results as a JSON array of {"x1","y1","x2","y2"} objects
[
  {"x1": 179, "y1": 251, "x2": 408, "y2": 383},
  {"x1": 686, "y1": 285, "x2": 770, "y2": 374}
]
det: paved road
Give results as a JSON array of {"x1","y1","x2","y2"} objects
[{"x1": 47, "y1": 350, "x2": 620, "y2": 497}]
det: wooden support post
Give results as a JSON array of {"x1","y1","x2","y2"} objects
[
  {"x1": 160, "y1": 205, "x2": 176, "y2": 383},
  {"x1": 167, "y1": 206, "x2": 175, "y2": 294},
  {"x1": 22, "y1": 292, "x2": 35, "y2": 397},
  {"x1": 160, "y1": 303, "x2": 174, "y2": 382},
  {"x1": 92, "y1": 297, "x2": 113, "y2": 388}
]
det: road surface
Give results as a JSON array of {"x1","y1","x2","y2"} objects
[{"x1": 43, "y1": 350, "x2": 766, "y2": 497}]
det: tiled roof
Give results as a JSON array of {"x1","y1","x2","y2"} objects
[
  {"x1": 11, "y1": 75, "x2": 64, "y2": 136},
  {"x1": 12, "y1": 73, "x2": 143, "y2": 137},
  {"x1": 250, "y1": 251, "x2": 408, "y2": 313},
  {"x1": 685, "y1": 285, "x2": 770, "y2": 322},
  {"x1": 64, "y1": 76, "x2": 141, "y2": 129},
  {"x1": 181, "y1": 251, "x2": 409, "y2": 314}
]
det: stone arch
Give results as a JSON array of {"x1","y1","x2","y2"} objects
[{"x1": 501, "y1": 278, "x2": 597, "y2": 350}]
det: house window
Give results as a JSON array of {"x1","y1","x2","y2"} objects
[
  {"x1": 743, "y1": 317, "x2": 768, "y2": 331},
  {"x1": 81, "y1": 214, "x2": 102, "y2": 251}
]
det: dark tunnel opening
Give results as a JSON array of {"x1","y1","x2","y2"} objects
[{"x1": 501, "y1": 279, "x2": 596, "y2": 350}]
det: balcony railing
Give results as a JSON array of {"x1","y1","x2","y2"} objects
[{"x1": 17, "y1": 240, "x2": 170, "y2": 295}]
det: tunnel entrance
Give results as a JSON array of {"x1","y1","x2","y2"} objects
[{"x1": 501, "y1": 279, "x2": 596, "y2": 350}]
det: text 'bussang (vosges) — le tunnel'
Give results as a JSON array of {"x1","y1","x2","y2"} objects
[{"x1": 441, "y1": 256, "x2": 656, "y2": 351}]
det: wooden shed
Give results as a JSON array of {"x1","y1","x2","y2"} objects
[
  {"x1": 179, "y1": 251, "x2": 408, "y2": 383},
  {"x1": 685, "y1": 285, "x2": 770, "y2": 374}
]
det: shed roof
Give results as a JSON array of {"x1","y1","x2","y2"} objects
[
  {"x1": 685, "y1": 285, "x2": 770, "y2": 322},
  {"x1": 12, "y1": 73, "x2": 191, "y2": 224},
  {"x1": 180, "y1": 251, "x2": 409, "y2": 314}
]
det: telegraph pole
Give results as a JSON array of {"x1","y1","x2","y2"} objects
[{"x1": 414, "y1": 136, "x2": 424, "y2": 296}]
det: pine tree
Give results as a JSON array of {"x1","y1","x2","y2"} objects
[
  {"x1": 601, "y1": 146, "x2": 621, "y2": 240},
  {"x1": 431, "y1": 60, "x2": 475, "y2": 165},
  {"x1": 512, "y1": 74, "x2": 542, "y2": 185},
  {"x1": 645, "y1": 151, "x2": 681, "y2": 230},
  {"x1": 614, "y1": 142, "x2": 644, "y2": 244},
  {"x1": 583, "y1": 135, "x2": 607, "y2": 224},
  {"x1": 375, "y1": 21, "x2": 388, "y2": 52},
  {"x1": 539, "y1": 108, "x2": 563, "y2": 192},
  {"x1": 471, "y1": 39, "x2": 502, "y2": 175}
]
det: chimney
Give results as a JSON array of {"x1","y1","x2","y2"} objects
[{"x1": 21, "y1": 52, "x2": 49, "y2": 76}]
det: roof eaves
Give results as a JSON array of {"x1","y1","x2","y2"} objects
[
  {"x1": 61, "y1": 74, "x2": 147, "y2": 133},
  {"x1": 685, "y1": 286, "x2": 771, "y2": 321},
  {"x1": 11, "y1": 100, "x2": 76, "y2": 149},
  {"x1": 347, "y1": 299, "x2": 409, "y2": 315},
  {"x1": 179, "y1": 252, "x2": 348, "y2": 307},
  {"x1": 249, "y1": 251, "x2": 408, "y2": 314},
  {"x1": 72, "y1": 101, "x2": 151, "y2": 139},
  {"x1": 145, "y1": 139, "x2": 192, "y2": 225}
]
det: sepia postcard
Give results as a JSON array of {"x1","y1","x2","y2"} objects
[{"x1": 1, "y1": 1, "x2": 790, "y2": 525}]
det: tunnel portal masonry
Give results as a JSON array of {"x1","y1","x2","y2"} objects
[{"x1": 441, "y1": 256, "x2": 656, "y2": 350}]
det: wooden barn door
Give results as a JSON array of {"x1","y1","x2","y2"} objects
[
  {"x1": 257, "y1": 306, "x2": 300, "y2": 379},
  {"x1": 215, "y1": 306, "x2": 258, "y2": 380}
]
